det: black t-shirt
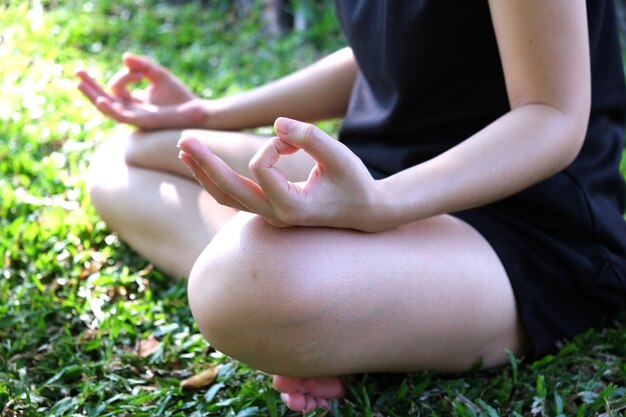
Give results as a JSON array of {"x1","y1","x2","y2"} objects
[{"x1": 335, "y1": 0, "x2": 626, "y2": 253}]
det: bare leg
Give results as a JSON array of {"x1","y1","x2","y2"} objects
[
  {"x1": 86, "y1": 127, "x2": 315, "y2": 278},
  {"x1": 188, "y1": 212, "x2": 529, "y2": 411},
  {"x1": 86, "y1": 126, "x2": 324, "y2": 409}
]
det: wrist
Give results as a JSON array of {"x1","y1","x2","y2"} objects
[
  {"x1": 191, "y1": 98, "x2": 247, "y2": 131},
  {"x1": 349, "y1": 179, "x2": 405, "y2": 233},
  {"x1": 374, "y1": 179, "x2": 407, "y2": 231},
  {"x1": 191, "y1": 98, "x2": 216, "y2": 129},
  {"x1": 370, "y1": 175, "x2": 429, "y2": 231},
  {"x1": 200, "y1": 92, "x2": 286, "y2": 131},
  {"x1": 197, "y1": 97, "x2": 249, "y2": 131}
]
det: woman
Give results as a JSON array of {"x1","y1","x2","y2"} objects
[{"x1": 77, "y1": 0, "x2": 626, "y2": 412}]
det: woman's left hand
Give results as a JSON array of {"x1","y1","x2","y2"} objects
[{"x1": 177, "y1": 117, "x2": 391, "y2": 231}]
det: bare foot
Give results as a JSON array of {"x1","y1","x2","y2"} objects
[{"x1": 272, "y1": 375, "x2": 346, "y2": 413}]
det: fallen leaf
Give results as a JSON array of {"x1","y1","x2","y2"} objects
[
  {"x1": 181, "y1": 365, "x2": 220, "y2": 390},
  {"x1": 137, "y1": 334, "x2": 161, "y2": 357}
]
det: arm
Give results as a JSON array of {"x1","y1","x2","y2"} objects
[
  {"x1": 206, "y1": 47, "x2": 358, "y2": 130},
  {"x1": 380, "y1": 0, "x2": 591, "y2": 226},
  {"x1": 178, "y1": 0, "x2": 591, "y2": 232},
  {"x1": 77, "y1": 48, "x2": 357, "y2": 131}
]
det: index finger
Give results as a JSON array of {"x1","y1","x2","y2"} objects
[
  {"x1": 75, "y1": 70, "x2": 114, "y2": 104},
  {"x1": 122, "y1": 53, "x2": 168, "y2": 83},
  {"x1": 273, "y1": 117, "x2": 351, "y2": 176},
  {"x1": 248, "y1": 136, "x2": 302, "y2": 206},
  {"x1": 107, "y1": 69, "x2": 145, "y2": 101}
]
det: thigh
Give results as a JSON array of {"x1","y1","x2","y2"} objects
[
  {"x1": 124, "y1": 128, "x2": 315, "y2": 181},
  {"x1": 188, "y1": 212, "x2": 529, "y2": 377}
]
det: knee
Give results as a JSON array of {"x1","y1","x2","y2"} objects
[
  {"x1": 187, "y1": 214, "x2": 327, "y2": 372},
  {"x1": 187, "y1": 214, "x2": 286, "y2": 338},
  {"x1": 86, "y1": 137, "x2": 127, "y2": 220},
  {"x1": 86, "y1": 131, "x2": 152, "y2": 216}
]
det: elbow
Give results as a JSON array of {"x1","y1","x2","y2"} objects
[
  {"x1": 549, "y1": 111, "x2": 588, "y2": 171},
  {"x1": 561, "y1": 100, "x2": 590, "y2": 167},
  {"x1": 526, "y1": 98, "x2": 590, "y2": 170},
  {"x1": 511, "y1": 81, "x2": 591, "y2": 169}
]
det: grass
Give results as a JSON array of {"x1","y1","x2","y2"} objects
[{"x1": 2, "y1": 0, "x2": 626, "y2": 416}]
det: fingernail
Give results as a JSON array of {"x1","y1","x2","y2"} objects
[
  {"x1": 176, "y1": 136, "x2": 189, "y2": 149},
  {"x1": 178, "y1": 136, "x2": 200, "y2": 151},
  {"x1": 176, "y1": 137, "x2": 186, "y2": 149},
  {"x1": 274, "y1": 117, "x2": 294, "y2": 135}
]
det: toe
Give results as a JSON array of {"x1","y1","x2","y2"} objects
[
  {"x1": 281, "y1": 392, "x2": 307, "y2": 412},
  {"x1": 273, "y1": 375, "x2": 302, "y2": 393}
]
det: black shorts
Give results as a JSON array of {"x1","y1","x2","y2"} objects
[
  {"x1": 360, "y1": 118, "x2": 626, "y2": 361},
  {"x1": 454, "y1": 207, "x2": 626, "y2": 360}
]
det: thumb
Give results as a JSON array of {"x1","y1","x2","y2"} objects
[
  {"x1": 122, "y1": 53, "x2": 167, "y2": 82},
  {"x1": 273, "y1": 117, "x2": 348, "y2": 175}
]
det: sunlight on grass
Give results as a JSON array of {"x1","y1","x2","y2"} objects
[
  {"x1": 2, "y1": 1, "x2": 626, "y2": 416},
  {"x1": 0, "y1": 1, "x2": 343, "y2": 415}
]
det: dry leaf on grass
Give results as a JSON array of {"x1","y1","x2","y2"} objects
[
  {"x1": 181, "y1": 365, "x2": 220, "y2": 390},
  {"x1": 137, "y1": 334, "x2": 161, "y2": 357}
]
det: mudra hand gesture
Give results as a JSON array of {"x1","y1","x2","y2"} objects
[
  {"x1": 177, "y1": 117, "x2": 390, "y2": 232},
  {"x1": 76, "y1": 53, "x2": 208, "y2": 130}
]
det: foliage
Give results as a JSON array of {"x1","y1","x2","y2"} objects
[{"x1": 1, "y1": 0, "x2": 626, "y2": 416}]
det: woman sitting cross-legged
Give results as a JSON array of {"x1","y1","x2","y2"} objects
[{"x1": 78, "y1": 0, "x2": 626, "y2": 412}]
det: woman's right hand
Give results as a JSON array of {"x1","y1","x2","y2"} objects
[{"x1": 76, "y1": 53, "x2": 209, "y2": 130}]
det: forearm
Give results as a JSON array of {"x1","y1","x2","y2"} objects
[
  {"x1": 205, "y1": 47, "x2": 358, "y2": 131},
  {"x1": 379, "y1": 104, "x2": 589, "y2": 227},
  {"x1": 364, "y1": 0, "x2": 592, "y2": 229}
]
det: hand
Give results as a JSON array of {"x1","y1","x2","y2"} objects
[
  {"x1": 177, "y1": 117, "x2": 392, "y2": 231},
  {"x1": 76, "y1": 53, "x2": 208, "y2": 130}
]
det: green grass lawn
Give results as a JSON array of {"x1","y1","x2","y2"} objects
[{"x1": 2, "y1": 1, "x2": 626, "y2": 416}]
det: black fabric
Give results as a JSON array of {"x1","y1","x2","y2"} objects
[{"x1": 334, "y1": 0, "x2": 626, "y2": 359}]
